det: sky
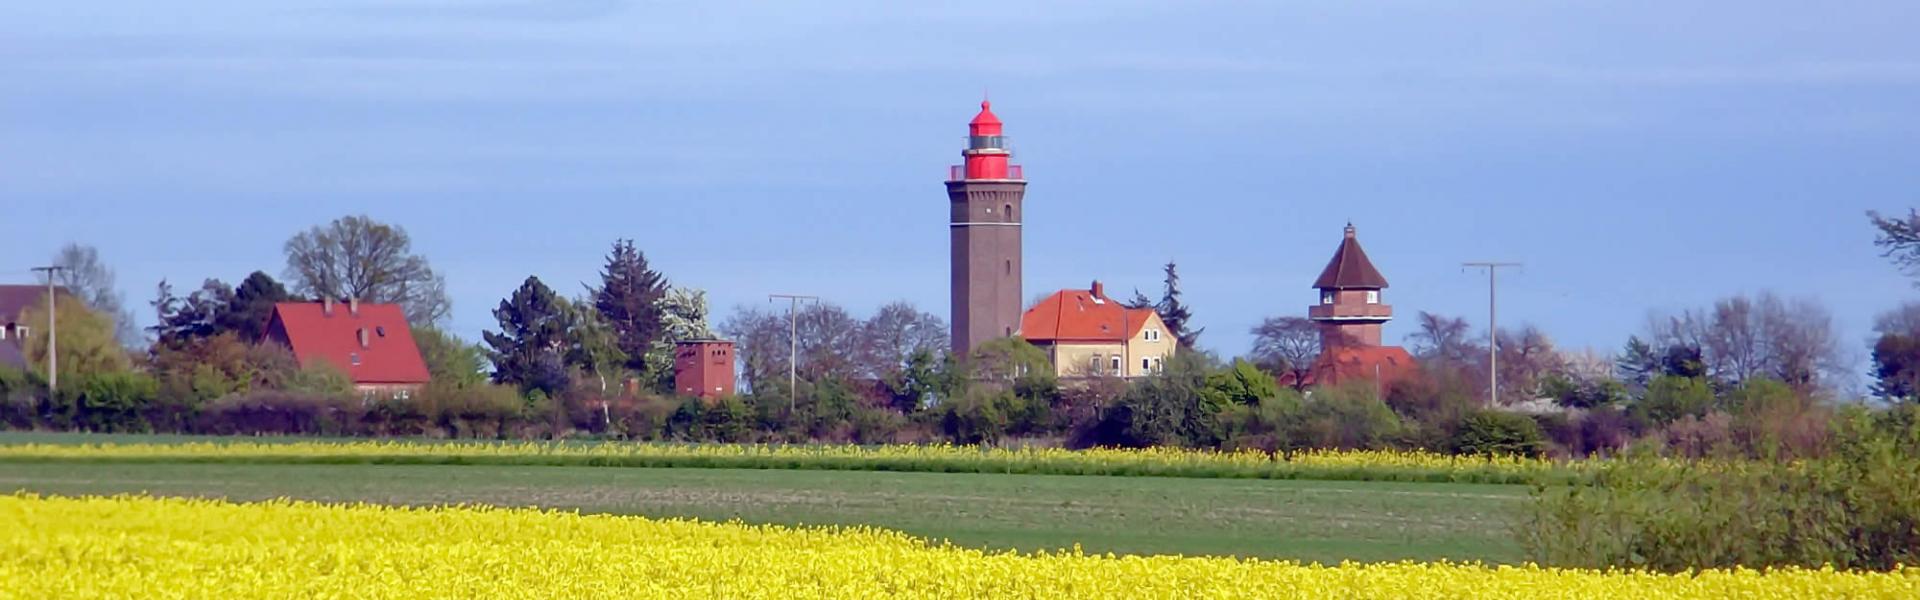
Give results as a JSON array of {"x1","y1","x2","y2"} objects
[{"x1": 4, "y1": 1, "x2": 1919, "y2": 370}]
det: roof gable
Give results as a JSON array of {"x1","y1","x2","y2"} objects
[
  {"x1": 0, "y1": 285, "x2": 68, "y2": 325},
  {"x1": 1313, "y1": 226, "x2": 1388, "y2": 290},
  {"x1": 1020, "y1": 286, "x2": 1159, "y2": 343},
  {"x1": 268, "y1": 302, "x2": 431, "y2": 385}
]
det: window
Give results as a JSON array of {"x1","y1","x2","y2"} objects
[
  {"x1": 1003, "y1": 203, "x2": 1014, "y2": 222},
  {"x1": 1090, "y1": 355, "x2": 1103, "y2": 374},
  {"x1": 13, "y1": 326, "x2": 25, "y2": 340},
  {"x1": 1141, "y1": 358, "x2": 1151, "y2": 373},
  {"x1": 1152, "y1": 357, "x2": 1164, "y2": 373},
  {"x1": 0, "y1": 327, "x2": 6, "y2": 340},
  {"x1": 394, "y1": 389, "x2": 411, "y2": 401},
  {"x1": 1366, "y1": 290, "x2": 1380, "y2": 305},
  {"x1": 1109, "y1": 356, "x2": 1122, "y2": 373},
  {"x1": 349, "y1": 352, "x2": 362, "y2": 366},
  {"x1": 1321, "y1": 292, "x2": 1334, "y2": 305},
  {"x1": 375, "y1": 326, "x2": 387, "y2": 337},
  {"x1": 1144, "y1": 329, "x2": 1161, "y2": 342},
  {"x1": 1005, "y1": 259, "x2": 1012, "y2": 276}
]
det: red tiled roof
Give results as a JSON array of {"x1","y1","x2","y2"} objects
[
  {"x1": 267, "y1": 301, "x2": 430, "y2": 385},
  {"x1": 1020, "y1": 283, "x2": 1157, "y2": 343},
  {"x1": 1277, "y1": 345, "x2": 1419, "y2": 389},
  {"x1": 0, "y1": 285, "x2": 68, "y2": 325},
  {"x1": 1313, "y1": 225, "x2": 1388, "y2": 290}
]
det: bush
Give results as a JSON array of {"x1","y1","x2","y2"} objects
[
  {"x1": 1523, "y1": 407, "x2": 1920, "y2": 571},
  {"x1": 1293, "y1": 383, "x2": 1401, "y2": 450},
  {"x1": 199, "y1": 391, "x2": 359, "y2": 436},
  {"x1": 47, "y1": 372, "x2": 160, "y2": 433},
  {"x1": 1217, "y1": 388, "x2": 1306, "y2": 452},
  {"x1": 422, "y1": 383, "x2": 523, "y2": 439},
  {"x1": 1450, "y1": 410, "x2": 1545, "y2": 457},
  {"x1": 1633, "y1": 376, "x2": 1713, "y2": 425}
]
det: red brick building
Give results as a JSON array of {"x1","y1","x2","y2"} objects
[
  {"x1": 265, "y1": 298, "x2": 431, "y2": 395},
  {"x1": 1302, "y1": 224, "x2": 1417, "y2": 387},
  {"x1": 674, "y1": 340, "x2": 736, "y2": 400}
]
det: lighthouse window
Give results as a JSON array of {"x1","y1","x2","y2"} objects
[
  {"x1": 1366, "y1": 291, "x2": 1380, "y2": 304},
  {"x1": 1003, "y1": 203, "x2": 1014, "y2": 222}
]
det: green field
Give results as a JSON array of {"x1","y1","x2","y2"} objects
[{"x1": 0, "y1": 459, "x2": 1526, "y2": 564}]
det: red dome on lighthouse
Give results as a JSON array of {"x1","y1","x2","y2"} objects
[{"x1": 969, "y1": 99, "x2": 1003, "y2": 136}]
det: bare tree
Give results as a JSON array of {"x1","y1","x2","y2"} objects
[
  {"x1": 1249, "y1": 316, "x2": 1323, "y2": 390},
  {"x1": 1870, "y1": 209, "x2": 1920, "y2": 285},
  {"x1": 1874, "y1": 301, "x2": 1920, "y2": 335},
  {"x1": 856, "y1": 301, "x2": 947, "y2": 378},
  {"x1": 283, "y1": 215, "x2": 451, "y2": 326},
  {"x1": 795, "y1": 303, "x2": 862, "y2": 381},
  {"x1": 1495, "y1": 325, "x2": 1565, "y2": 403},
  {"x1": 1647, "y1": 291, "x2": 1846, "y2": 390},
  {"x1": 718, "y1": 305, "x2": 788, "y2": 393},
  {"x1": 1407, "y1": 312, "x2": 1480, "y2": 363},
  {"x1": 47, "y1": 243, "x2": 139, "y2": 346}
]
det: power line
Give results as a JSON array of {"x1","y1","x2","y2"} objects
[{"x1": 1462, "y1": 262, "x2": 1521, "y2": 407}]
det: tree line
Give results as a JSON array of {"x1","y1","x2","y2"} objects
[{"x1": 3, "y1": 212, "x2": 1920, "y2": 460}]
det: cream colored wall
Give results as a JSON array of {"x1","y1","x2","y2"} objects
[
  {"x1": 1126, "y1": 313, "x2": 1178, "y2": 377},
  {"x1": 1047, "y1": 342, "x2": 1127, "y2": 378}
]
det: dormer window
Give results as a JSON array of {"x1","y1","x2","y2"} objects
[{"x1": 1366, "y1": 290, "x2": 1380, "y2": 305}]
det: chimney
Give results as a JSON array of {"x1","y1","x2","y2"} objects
[
  {"x1": 322, "y1": 296, "x2": 334, "y2": 316},
  {"x1": 1091, "y1": 280, "x2": 1105, "y2": 300},
  {"x1": 357, "y1": 327, "x2": 371, "y2": 349},
  {"x1": 349, "y1": 297, "x2": 360, "y2": 316}
]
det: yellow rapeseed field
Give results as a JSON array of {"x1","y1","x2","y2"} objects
[
  {"x1": 1, "y1": 494, "x2": 1912, "y2": 599},
  {"x1": 0, "y1": 440, "x2": 1576, "y2": 482}
]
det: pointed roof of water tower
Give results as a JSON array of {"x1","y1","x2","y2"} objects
[
  {"x1": 969, "y1": 98, "x2": 1003, "y2": 135},
  {"x1": 1313, "y1": 222, "x2": 1389, "y2": 290}
]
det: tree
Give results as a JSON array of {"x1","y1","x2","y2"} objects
[
  {"x1": 482, "y1": 277, "x2": 570, "y2": 395},
  {"x1": 1154, "y1": 262, "x2": 1203, "y2": 348},
  {"x1": 561, "y1": 297, "x2": 628, "y2": 392},
  {"x1": 1107, "y1": 353, "x2": 1221, "y2": 447},
  {"x1": 282, "y1": 215, "x2": 451, "y2": 326},
  {"x1": 1871, "y1": 303, "x2": 1920, "y2": 402},
  {"x1": 1616, "y1": 336, "x2": 1659, "y2": 390},
  {"x1": 150, "y1": 279, "x2": 235, "y2": 347},
  {"x1": 1495, "y1": 325, "x2": 1564, "y2": 403},
  {"x1": 1205, "y1": 359, "x2": 1284, "y2": 406},
  {"x1": 637, "y1": 287, "x2": 718, "y2": 391},
  {"x1": 1648, "y1": 292, "x2": 1844, "y2": 390},
  {"x1": 590, "y1": 239, "x2": 669, "y2": 374},
  {"x1": 1869, "y1": 209, "x2": 1920, "y2": 284},
  {"x1": 20, "y1": 296, "x2": 131, "y2": 382},
  {"x1": 718, "y1": 305, "x2": 788, "y2": 393},
  {"x1": 1249, "y1": 316, "x2": 1323, "y2": 390},
  {"x1": 413, "y1": 327, "x2": 488, "y2": 388},
  {"x1": 1408, "y1": 312, "x2": 1479, "y2": 363},
  {"x1": 220, "y1": 272, "x2": 291, "y2": 343},
  {"x1": 48, "y1": 243, "x2": 138, "y2": 346},
  {"x1": 1122, "y1": 289, "x2": 1155, "y2": 310},
  {"x1": 856, "y1": 301, "x2": 947, "y2": 379}
]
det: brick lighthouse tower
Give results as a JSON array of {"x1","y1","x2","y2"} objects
[
  {"x1": 1308, "y1": 223, "x2": 1392, "y2": 349},
  {"x1": 947, "y1": 99, "x2": 1027, "y2": 355}
]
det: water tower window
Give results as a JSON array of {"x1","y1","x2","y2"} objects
[{"x1": 1366, "y1": 291, "x2": 1380, "y2": 305}]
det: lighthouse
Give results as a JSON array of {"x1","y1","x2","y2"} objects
[{"x1": 947, "y1": 100, "x2": 1027, "y2": 355}]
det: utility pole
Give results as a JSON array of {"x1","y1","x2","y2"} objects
[
  {"x1": 768, "y1": 294, "x2": 819, "y2": 411},
  {"x1": 29, "y1": 266, "x2": 66, "y2": 397},
  {"x1": 1462, "y1": 262, "x2": 1520, "y2": 407}
]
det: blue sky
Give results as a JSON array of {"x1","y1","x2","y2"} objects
[{"x1": 4, "y1": 1, "x2": 1918, "y2": 370}]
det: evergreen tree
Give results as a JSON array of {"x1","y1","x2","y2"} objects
[
  {"x1": 483, "y1": 276, "x2": 571, "y2": 395},
  {"x1": 1122, "y1": 289, "x2": 1155, "y2": 310},
  {"x1": 591, "y1": 239, "x2": 669, "y2": 374},
  {"x1": 1155, "y1": 262, "x2": 1203, "y2": 348},
  {"x1": 221, "y1": 271, "x2": 291, "y2": 343},
  {"x1": 1615, "y1": 335, "x2": 1658, "y2": 390}
]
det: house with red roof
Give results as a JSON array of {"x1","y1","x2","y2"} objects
[
  {"x1": 265, "y1": 298, "x2": 431, "y2": 395},
  {"x1": 1286, "y1": 224, "x2": 1418, "y2": 389},
  {"x1": 1019, "y1": 281, "x2": 1177, "y2": 379}
]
